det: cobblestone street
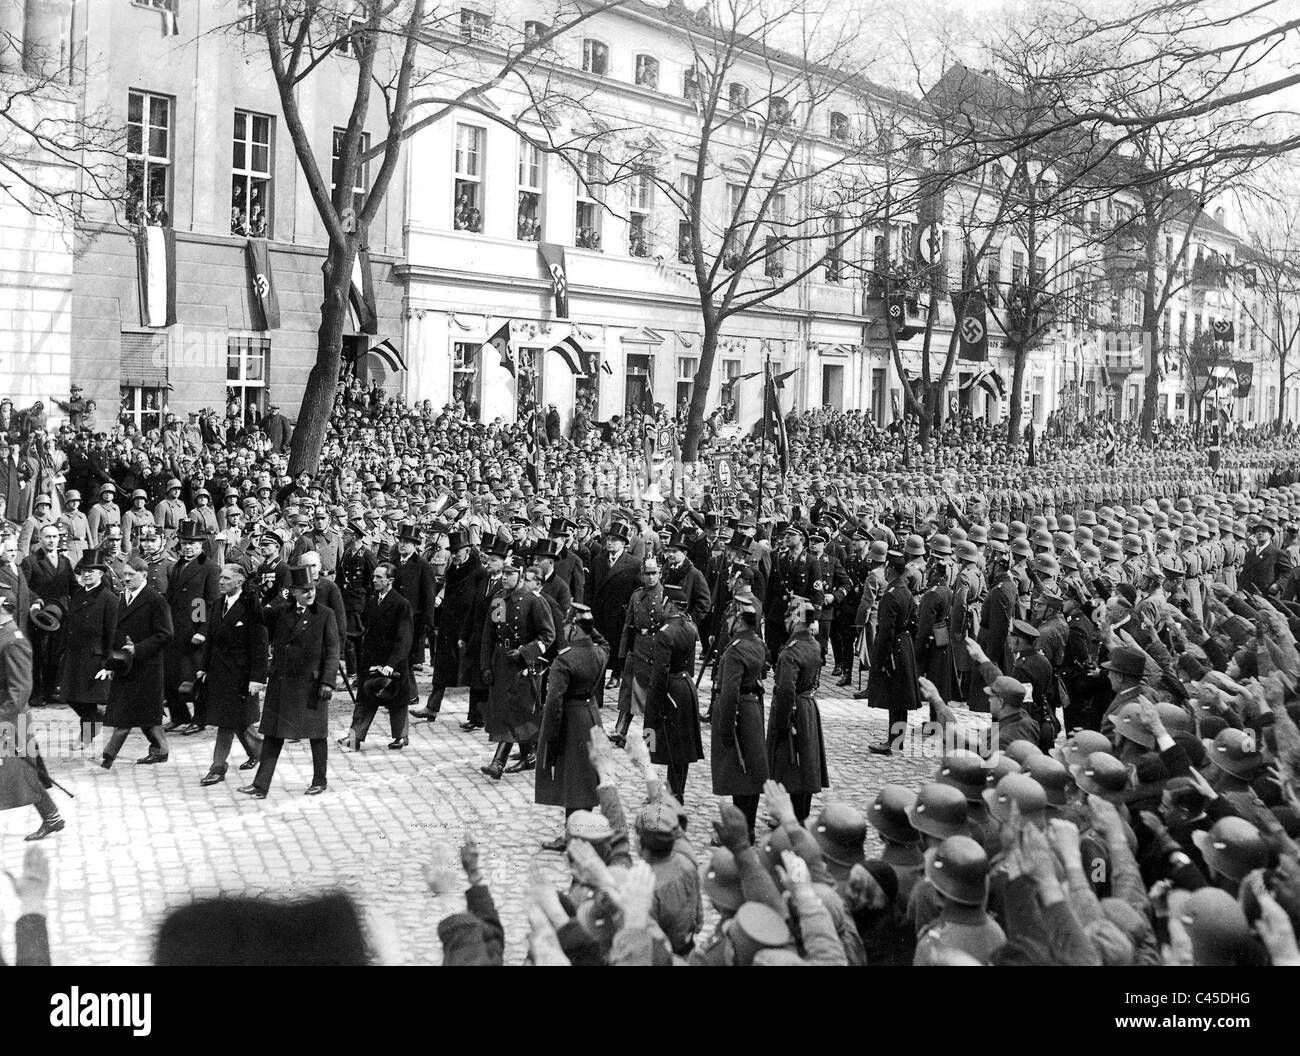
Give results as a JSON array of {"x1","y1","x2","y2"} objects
[{"x1": 0, "y1": 667, "x2": 961, "y2": 966}]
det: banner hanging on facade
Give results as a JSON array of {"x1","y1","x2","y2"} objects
[{"x1": 538, "y1": 243, "x2": 569, "y2": 318}]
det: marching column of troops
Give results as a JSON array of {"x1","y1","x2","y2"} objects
[{"x1": 4, "y1": 454, "x2": 1300, "y2": 859}]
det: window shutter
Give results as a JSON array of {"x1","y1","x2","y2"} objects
[{"x1": 121, "y1": 332, "x2": 169, "y2": 387}]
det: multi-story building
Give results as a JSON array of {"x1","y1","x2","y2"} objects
[{"x1": 0, "y1": 0, "x2": 406, "y2": 430}]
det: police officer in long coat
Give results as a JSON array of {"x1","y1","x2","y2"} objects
[
  {"x1": 644, "y1": 583, "x2": 703, "y2": 804},
  {"x1": 340, "y1": 560, "x2": 414, "y2": 750},
  {"x1": 196, "y1": 563, "x2": 266, "y2": 785},
  {"x1": 612, "y1": 554, "x2": 665, "y2": 746},
  {"x1": 766, "y1": 596, "x2": 827, "y2": 823},
  {"x1": 536, "y1": 603, "x2": 608, "y2": 851},
  {"x1": 98, "y1": 556, "x2": 174, "y2": 768},
  {"x1": 239, "y1": 565, "x2": 340, "y2": 798},
  {"x1": 585, "y1": 522, "x2": 641, "y2": 692},
  {"x1": 338, "y1": 521, "x2": 376, "y2": 676},
  {"x1": 868, "y1": 553, "x2": 920, "y2": 756},
  {"x1": 914, "y1": 558, "x2": 955, "y2": 705},
  {"x1": 479, "y1": 556, "x2": 554, "y2": 780},
  {"x1": 969, "y1": 541, "x2": 1016, "y2": 712},
  {"x1": 710, "y1": 596, "x2": 768, "y2": 839},
  {"x1": 0, "y1": 597, "x2": 65, "y2": 840}
]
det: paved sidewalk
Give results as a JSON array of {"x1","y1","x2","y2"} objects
[{"x1": 0, "y1": 667, "x2": 963, "y2": 965}]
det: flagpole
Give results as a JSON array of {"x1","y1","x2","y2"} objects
[{"x1": 758, "y1": 355, "x2": 768, "y2": 515}]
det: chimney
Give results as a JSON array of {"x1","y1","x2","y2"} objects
[{"x1": 1214, "y1": 207, "x2": 1225, "y2": 224}]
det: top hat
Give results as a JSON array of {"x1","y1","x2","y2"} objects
[
  {"x1": 604, "y1": 521, "x2": 631, "y2": 543},
  {"x1": 364, "y1": 672, "x2": 402, "y2": 702},
  {"x1": 531, "y1": 538, "x2": 560, "y2": 560},
  {"x1": 482, "y1": 535, "x2": 512, "y2": 560},
  {"x1": 446, "y1": 529, "x2": 472, "y2": 552},
  {"x1": 287, "y1": 564, "x2": 314, "y2": 590},
  {"x1": 177, "y1": 519, "x2": 208, "y2": 542},
  {"x1": 396, "y1": 523, "x2": 424, "y2": 544},
  {"x1": 75, "y1": 548, "x2": 109, "y2": 572}
]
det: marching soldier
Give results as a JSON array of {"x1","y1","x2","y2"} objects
[
  {"x1": 536, "y1": 603, "x2": 609, "y2": 851},
  {"x1": 644, "y1": 583, "x2": 703, "y2": 804},
  {"x1": 479, "y1": 555, "x2": 554, "y2": 780},
  {"x1": 968, "y1": 539, "x2": 1014, "y2": 712},
  {"x1": 710, "y1": 595, "x2": 768, "y2": 840},
  {"x1": 914, "y1": 554, "x2": 955, "y2": 706},
  {"x1": 868, "y1": 553, "x2": 920, "y2": 755},
  {"x1": 834, "y1": 532, "x2": 870, "y2": 687},
  {"x1": 766, "y1": 596, "x2": 827, "y2": 823},
  {"x1": 767, "y1": 524, "x2": 814, "y2": 662},
  {"x1": 612, "y1": 554, "x2": 665, "y2": 747},
  {"x1": 807, "y1": 528, "x2": 849, "y2": 667},
  {"x1": 238, "y1": 564, "x2": 340, "y2": 798}
]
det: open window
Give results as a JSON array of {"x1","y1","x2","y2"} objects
[
  {"x1": 582, "y1": 39, "x2": 609, "y2": 75},
  {"x1": 634, "y1": 54, "x2": 659, "y2": 90}
]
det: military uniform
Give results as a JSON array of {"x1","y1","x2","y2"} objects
[
  {"x1": 644, "y1": 611, "x2": 703, "y2": 801},
  {"x1": 766, "y1": 626, "x2": 827, "y2": 820},
  {"x1": 0, "y1": 619, "x2": 60, "y2": 837},
  {"x1": 481, "y1": 585, "x2": 555, "y2": 745},
  {"x1": 617, "y1": 582, "x2": 665, "y2": 720},
  {"x1": 710, "y1": 628, "x2": 768, "y2": 833},
  {"x1": 535, "y1": 627, "x2": 608, "y2": 812}
]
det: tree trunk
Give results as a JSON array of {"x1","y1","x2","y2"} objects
[
  {"x1": 681, "y1": 325, "x2": 718, "y2": 463},
  {"x1": 1140, "y1": 366, "x2": 1159, "y2": 439},
  {"x1": 1279, "y1": 352, "x2": 1288, "y2": 429},
  {"x1": 916, "y1": 384, "x2": 937, "y2": 453},
  {"x1": 1007, "y1": 344, "x2": 1027, "y2": 449},
  {"x1": 288, "y1": 239, "x2": 355, "y2": 476}
]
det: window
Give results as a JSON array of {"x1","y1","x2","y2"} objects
[
  {"x1": 677, "y1": 172, "x2": 696, "y2": 264},
  {"x1": 721, "y1": 359, "x2": 742, "y2": 421},
  {"x1": 825, "y1": 212, "x2": 845, "y2": 282},
  {"x1": 336, "y1": 11, "x2": 369, "y2": 59},
  {"x1": 459, "y1": 8, "x2": 492, "y2": 41},
  {"x1": 524, "y1": 20, "x2": 549, "y2": 44},
  {"x1": 575, "y1": 151, "x2": 603, "y2": 250},
  {"x1": 1011, "y1": 250, "x2": 1026, "y2": 287},
  {"x1": 625, "y1": 352, "x2": 653, "y2": 418},
  {"x1": 231, "y1": 110, "x2": 272, "y2": 237},
  {"x1": 1178, "y1": 310, "x2": 1187, "y2": 347},
  {"x1": 676, "y1": 356, "x2": 697, "y2": 409},
  {"x1": 1032, "y1": 375, "x2": 1045, "y2": 424},
  {"x1": 829, "y1": 111, "x2": 849, "y2": 141},
  {"x1": 767, "y1": 97, "x2": 790, "y2": 126},
  {"x1": 227, "y1": 336, "x2": 269, "y2": 428},
  {"x1": 986, "y1": 247, "x2": 1002, "y2": 304},
  {"x1": 331, "y1": 127, "x2": 369, "y2": 220},
  {"x1": 629, "y1": 171, "x2": 653, "y2": 258},
  {"x1": 765, "y1": 192, "x2": 787, "y2": 278},
  {"x1": 723, "y1": 182, "x2": 746, "y2": 267},
  {"x1": 1175, "y1": 392, "x2": 1186, "y2": 412},
  {"x1": 454, "y1": 124, "x2": 485, "y2": 233},
  {"x1": 516, "y1": 140, "x2": 544, "y2": 242},
  {"x1": 234, "y1": 0, "x2": 265, "y2": 31},
  {"x1": 582, "y1": 39, "x2": 609, "y2": 75},
  {"x1": 635, "y1": 55, "x2": 659, "y2": 90},
  {"x1": 126, "y1": 90, "x2": 172, "y2": 226},
  {"x1": 452, "y1": 342, "x2": 481, "y2": 415},
  {"x1": 683, "y1": 66, "x2": 700, "y2": 99},
  {"x1": 728, "y1": 83, "x2": 749, "y2": 111},
  {"x1": 120, "y1": 331, "x2": 168, "y2": 434},
  {"x1": 120, "y1": 385, "x2": 167, "y2": 435}
]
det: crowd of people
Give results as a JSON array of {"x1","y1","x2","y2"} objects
[{"x1": 3, "y1": 374, "x2": 1300, "y2": 968}]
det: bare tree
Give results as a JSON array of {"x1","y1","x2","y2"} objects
[
  {"x1": 245, "y1": 0, "x2": 633, "y2": 475},
  {"x1": 600, "y1": 0, "x2": 897, "y2": 462},
  {"x1": 1176, "y1": 328, "x2": 1238, "y2": 421},
  {"x1": 1, "y1": 30, "x2": 122, "y2": 223},
  {"x1": 1234, "y1": 195, "x2": 1300, "y2": 427}
]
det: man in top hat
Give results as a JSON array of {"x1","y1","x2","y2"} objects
[
  {"x1": 868, "y1": 552, "x2": 921, "y2": 755},
  {"x1": 239, "y1": 563, "x2": 340, "y2": 798},
  {"x1": 22, "y1": 523, "x2": 73, "y2": 706},
  {"x1": 86, "y1": 482, "x2": 120, "y2": 549},
  {"x1": 659, "y1": 526, "x2": 711, "y2": 630},
  {"x1": 96, "y1": 555, "x2": 174, "y2": 769},
  {"x1": 340, "y1": 561, "x2": 414, "y2": 752},
  {"x1": 414, "y1": 528, "x2": 479, "y2": 724},
  {"x1": 584, "y1": 521, "x2": 641, "y2": 694},
  {"x1": 58, "y1": 489, "x2": 90, "y2": 569},
  {"x1": 194, "y1": 563, "x2": 266, "y2": 786},
  {"x1": 547, "y1": 516, "x2": 586, "y2": 602},
  {"x1": 766, "y1": 596, "x2": 828, "y2": 823},
  {"x1": 535, "y1": 602, "x2": 609, "y2": 851},
  {"x1": 393, "y1": 522, "x2": 438, "y2": 681},
  {"x1": 162, "y1": 519, "x2": 220, "y2": 735}
]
